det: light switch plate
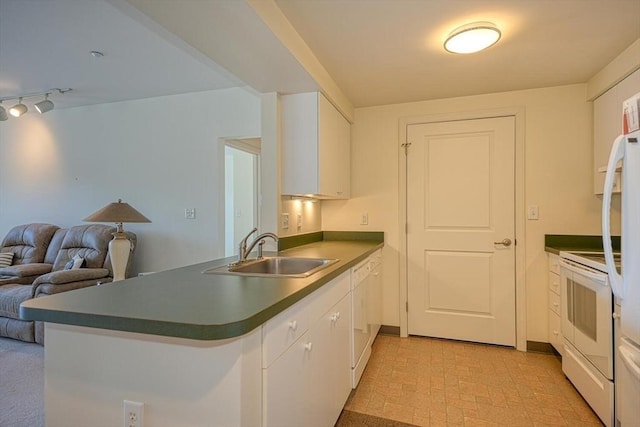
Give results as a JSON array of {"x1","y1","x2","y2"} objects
[
  {"x1": 527, "y1": 205, "x2": 539, "y2": 220},
  {"x1": 282, "y1": 213, "x2": 289, "y2": 229},
  {"x1": 360, "y1": 212, "x2": 369, "y2": 225}
]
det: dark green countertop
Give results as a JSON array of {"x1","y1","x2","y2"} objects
[
  {"x1": 20, "y1": 239, "x2": 383, "y2": 341},
  {"x1": 544, "y1": 234, "x2": 620, "y2": 255}
]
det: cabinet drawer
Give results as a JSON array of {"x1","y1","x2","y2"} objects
[
  {"x1": 263, "y1": 298, "x2": 310, "y2": 368},
  {"x1": 549, "y1": 272, "x2": 560, "y2": 295},
  {"x1": 549, "y1": 291, "x2": 561, "y2": 316},
  {"x1": 305, "y1": 271, "x2": 351, "y2": 326},
  {"x1": 549, "y1": 310, "x2": 563, "y2": 355},
  {"x1": 262, "y1": 270, "x2": 351, "y2": 368},
  {"x1": 548, "y1": 254, "x2": 560, "y2": 275}
]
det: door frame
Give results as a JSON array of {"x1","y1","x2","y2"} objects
[
  {"x1": 217, "y1": 136, "x2": 262, "y2": 257},
  {"x1": 398, "y1": 108, "x2": 526, "y2": 351}
]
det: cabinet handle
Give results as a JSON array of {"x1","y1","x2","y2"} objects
[
  {"x1": 552, "y1": 302, "x2": 559, "y2": 307},
  {"x1": 304, "y1": 342, "x2": 313, "y2": 352},
  {"x1": 613, "y1": 313, "x2": 620, "y2": 319},
  {"x1": 553, "y1": 330, "x2": 559, "y2": 336},
  {"x1": 289, "y1": 320, "x2": 297, "y2": 331}
]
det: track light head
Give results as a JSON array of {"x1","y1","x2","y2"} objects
[
  {"x1": 35, "y1": 94, "x2": 54, "y2": 114},
  {"x1": 0, "y1": 89, "x2": 70, "y2": 122},
  {"x1": 9, "y1": 98, "x2": 27, "y2": 117},
  {"x1": 0, "y1": 103, "x2": 7, "y2": 121}
]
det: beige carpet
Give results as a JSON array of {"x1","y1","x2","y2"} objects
[{"x1": 0, "y1": 337, "x2": 44, "y2": 427}]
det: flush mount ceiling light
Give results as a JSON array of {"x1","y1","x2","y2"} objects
[
  {"x1": 0, "y1": 88, "x2": 71, "y2": 121},
  {"x1": 444, "y1": 22, "x2": 501, "y2": 54},
  {"x1": 9, "y1": 98, "x2": 27, "y2": 117},
  {"x1": 34, "y1": 94, "x2": 54, "y2": 114}
]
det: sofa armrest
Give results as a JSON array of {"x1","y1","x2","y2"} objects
[
  {"x1": 34, "y1": 277, "x2": 113, "y2": 298},
  {"x1": 0, "y1": 263, "x2": 53, "y2": 278},
  {"x1": 31, "y1": 268, "x2": 111, "y2": 298},
  {"x1": 32, "y1": 268, "x2": 110, "y2": 286}
]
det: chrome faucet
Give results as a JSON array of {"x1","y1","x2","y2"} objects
[{"x1": 237, "y1": 228, "x2": 279, "y2": 263}]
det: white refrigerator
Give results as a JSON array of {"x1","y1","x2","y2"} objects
[{"x1": 603, "y1": 124, "x2": 640, "y2": 426}]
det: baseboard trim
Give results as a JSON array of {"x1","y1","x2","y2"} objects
[
  {"x1": 379, "y1": 325, "x2": 400, "y2": 336},
  {"x1": 526, "y1": 340, "x2": 555, "y2": 354}
]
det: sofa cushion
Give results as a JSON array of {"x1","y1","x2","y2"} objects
[
  {"x1": 0, "y1": 223, "x2": 59, "y2": 265},
  {"x1": 0, "y1": 284, "x2": 32, "y2": 320},
  {"x1": 0, "y1": 252, "x2": 13, "y2": 267},
  {"x1": 52, "y1": 224, "x2": 115, "y2": 271},
  {"x1": 0, "y1": 263, "x2": 53, "y2": 278}
]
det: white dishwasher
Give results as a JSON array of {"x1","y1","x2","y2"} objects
[{"x1": 351, "y1": 259, "x2": 371, "y2": 387}]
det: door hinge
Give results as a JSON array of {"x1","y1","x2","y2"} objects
[
  {"x1": 406, "y1": 301, "x2": 409, "y2": 312},
  {"x1": 405, "y1": 223, "x2": 408, "y2": 234},
  {"x1": 401, "y1": 142, "x2": 412, "y2": 155}
]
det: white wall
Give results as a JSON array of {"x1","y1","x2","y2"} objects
[
  {"x1": 0, "y1": 88, "x2": 261, "y2": 274},
  {"x1": 278, "y1": 197, "x2": 322, "y2": 237},
  {"x1": 323, "y1": 83, "x2": 606, "y2": 342}
]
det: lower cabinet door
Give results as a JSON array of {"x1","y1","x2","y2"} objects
[
  {"x1": 308, "y1": 294, "x2": 351, "y2": 426},
  {"x1": 264, "y1": 294, "x2": 352, "y2": 427},
  {"x1": 263, "y1": 331, "x2": 309, "y2": 427}
]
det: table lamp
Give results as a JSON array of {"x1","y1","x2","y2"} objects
[{"x1": 84, "y1": 199, "x2": 151, "y2": 281}]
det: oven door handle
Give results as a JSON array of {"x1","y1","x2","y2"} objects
[
  {"x1": 559, "y1": 259, "x2": 608, "y2": 286},
  {"x1": 602, "y1": 134, "x2": 625, "y2": 299}
]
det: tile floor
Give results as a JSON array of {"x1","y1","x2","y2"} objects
[{"x1": 337, "y1": 335, "x2": 603, "y2": 426}]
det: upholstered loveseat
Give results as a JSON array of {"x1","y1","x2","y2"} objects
[{"x1": 0, "y1": 223, "x2": 136, "y2": 343}]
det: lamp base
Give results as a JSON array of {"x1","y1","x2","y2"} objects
[{"x1": 109, "y1": 232, "x2": 131, "y2": 282}]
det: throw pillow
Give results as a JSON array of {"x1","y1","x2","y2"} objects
[
  {"x1": 0, "y1": 252, "x2": 14, "y2": 268},
  {"x1": 64, "y1": 254, "x2": 86, "y2": 270}
]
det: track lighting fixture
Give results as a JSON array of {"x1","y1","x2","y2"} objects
[
  {"x1": 0, "y1": 88, "x2": 71, "y2": 121},
  {"x1": 0, "y1": 102, "x2": 7, "y2": 122},
  {"x1": 9, "y1": 98, "x2": 27, "y2": 117},
  {"x1": 34, "y1": 94, "x2": 54, "y2": 114}
]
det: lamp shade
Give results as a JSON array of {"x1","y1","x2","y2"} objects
[{"x1": 83, "y1": 199, "x2": 151, "y2": 224}]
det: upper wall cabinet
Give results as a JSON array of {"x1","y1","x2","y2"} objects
[
  {"x1": 281, "y1": 92, "x2": 351, "y2": 199},
  {"x1": 593, "y1": 68, "x2": 640, "y2": 194}
]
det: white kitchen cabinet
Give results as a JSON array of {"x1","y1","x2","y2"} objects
[
  {"x1": 281, "y1": 92, "x2": 351, "y2": 199},
  {"x1": 263, "y1": 271, "x2": 351, "y2": 427},
  {"x1": 593, "y1": 68, "x2": 640, "y2": 194},
  {"x1": 548, "y1": 253, "x2": 563, "y2": 355}
]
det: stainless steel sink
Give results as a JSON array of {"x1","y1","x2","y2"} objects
[{"x1": 203, "y1": 257, "x2": 339, "y2": 278}]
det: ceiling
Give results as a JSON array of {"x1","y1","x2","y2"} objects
[
  {"x1": 0, "y1": 0, "x2": 243, "y2": 110},
  {"x1": 1, "y1": 0, "x2": 639, "y2": 112},
  {"x1": 275, "y1": 0, "x2": 640, "y2": 107}
]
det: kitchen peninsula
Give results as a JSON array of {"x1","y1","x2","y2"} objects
[{"x1": 20, "y1": 232, "x2": 383, "y2": 427}]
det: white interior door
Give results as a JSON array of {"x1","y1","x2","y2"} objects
[{"x1": 406, "y1": 116, "x2": 516, "y2": 346}]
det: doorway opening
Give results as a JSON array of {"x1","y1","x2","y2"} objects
[{"x1": 222, "y1": 138, "x2": 261, "y2": 257}]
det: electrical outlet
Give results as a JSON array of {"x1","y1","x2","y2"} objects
[
  {"x1": 360, "y1": 212, "x2": 369, "y2": 225},
  {"x1": 282, "y1": 213, "x2": 289, "y2": 229},
  {"x1": 124, "y1": 400, "x2": 144, "y2": 427},
  {"x1": 185, "y1": 208, "x2": 196, "y2": 219}
]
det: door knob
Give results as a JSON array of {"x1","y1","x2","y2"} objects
[{"x1": 494, "y1": 238, "x2": 512, "y2": 247}]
